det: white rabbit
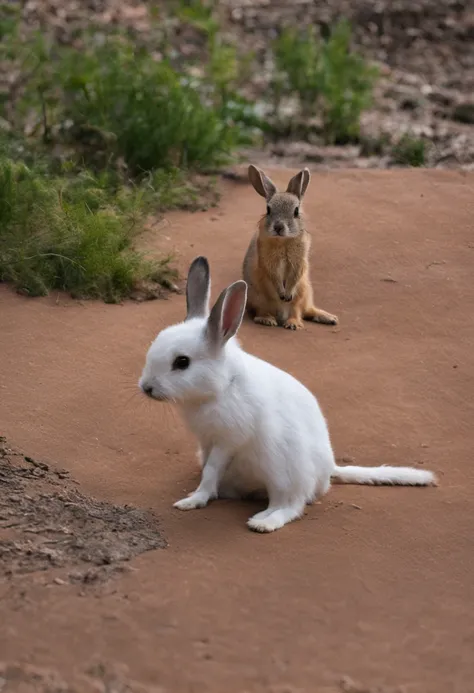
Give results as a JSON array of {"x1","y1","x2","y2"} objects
[{"x1": 139, "y1": 257, "x2": 436, "y2": 533}]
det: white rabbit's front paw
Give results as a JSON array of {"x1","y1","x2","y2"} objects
[
  {"x1": 247, "y1": 505, "x2": 303, "y2": 532},
  {"x1": 173, "y1": 493, "x2": 209, "y2": 511},
  {"x1": 247, "y1": 515, "x2": 280, "y2": 533}
]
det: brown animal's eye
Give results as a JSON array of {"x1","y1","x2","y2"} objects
[
  {"x1": 172, "y1": 355, "x2": 190, "y2": 371},
  {"x1": 266, "y1": 205, "x2": 271, "y2": 216},
  {"x1": 294, "y1": 207, "x2": 299, "y2": 218}
]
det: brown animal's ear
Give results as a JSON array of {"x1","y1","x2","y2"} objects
[
  {"x1": 248, "y1": 165, "x2": 277, "y2": 201},
  {"x1": 185, "y1": 256, "x2": 210, "y2": 320},
  {"x1": 206, "y1": 281, "x2": 247, "y2": 350},
  {"x1": 286, "y1": 168, "x2": 311, "y2": 200}
]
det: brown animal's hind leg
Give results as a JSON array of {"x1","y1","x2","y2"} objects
[
  {"x1": 254, "y1": 314, "x2": 278, "y2": 327},
  {"x1": 304, "y1": 305, "x2": 338, "y2": 325},
  {"x1": 283, "y1": 302, "x2": 304, "y2": 330},
  {"x1": 247, "y1": 287, "x2": 279, "y2": 327}
]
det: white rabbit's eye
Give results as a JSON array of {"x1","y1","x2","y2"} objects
[
  {"x1": 172, "y1": 355, "x2": 190, "y2": 371},
  {"x1": 294, "y1": 207, "x2": 299, "y2": 218},
  {"x1": 266, "y1": 205, "x2": 271, "y2": 216}
]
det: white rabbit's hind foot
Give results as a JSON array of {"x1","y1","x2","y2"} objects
[{"x1": 247, "y1": 501, "x2": 305, "y2": 533}]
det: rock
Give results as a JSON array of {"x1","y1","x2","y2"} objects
[
  {"x1": 428, "y1": 88, "x2": 455, "y2": 109},
  {"x1": 452, "y1": 102, "x2": 474, "y2": 125}
]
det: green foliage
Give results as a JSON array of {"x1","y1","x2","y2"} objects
[
  {"x1": 0, "y1": 2, "x2": 20, "y2": 43},
  {"x1": 273, "y1": 20, "x2": 378, "y2": 143},
  {"x1": 0, "y1": 154, "x2": 178, "y2": 301},
  {"x1": 36, "y1": 37, "x2": 245, "y2": 172},
  {"x1": 175, "y1": 0, "x2": 220, "y2": 36},
  {"x1": 391, "y1": 135, "x2": 427, "y2": 167},
  {"x1": 175, "y1": 0, "x2": 261, "y2": 137},
  {"x1": 1, "y1": 5, "x2": 259, "y2": 173},
  {"x1": 0, "y1": 2, "x2": 235, "y2": 302}
]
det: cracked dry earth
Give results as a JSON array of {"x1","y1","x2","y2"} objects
[{"x1": 1, "y1": 169, "x2": 474, "y2": 692}]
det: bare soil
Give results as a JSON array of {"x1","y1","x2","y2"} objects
[
  {"x1": 0, "y1": 437, "x2": 164, "y2": 583},
  {"x1": 1, "y1": 169, "x2": 474, "y2": 692}
]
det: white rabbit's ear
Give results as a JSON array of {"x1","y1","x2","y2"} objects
[
  {"x1": 286, "y1": 168, "x2": 310, "y2": 200},
  {"x1": 185, "y1": 256, "x2": 211, "y2": 320},
  {"x1": 248, "y1": 165, "x2": 277, "y2": 201},
  {"x1": 207, "y1": 281, "x2": 247, "y2": 349}
]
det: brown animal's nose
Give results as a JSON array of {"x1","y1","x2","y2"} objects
[{"x1": 274, "y1": 222, "x2": 284, "y2": 235}]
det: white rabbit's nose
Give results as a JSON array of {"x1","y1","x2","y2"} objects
[{"x1": 142, "y1": 384, "x2": 153, "y2": 397}]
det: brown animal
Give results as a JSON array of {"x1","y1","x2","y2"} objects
[{"x1": 243, "y1": 165, "x2": 338, "y2": 330}]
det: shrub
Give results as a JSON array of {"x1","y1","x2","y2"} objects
[
  {"x1": 54, "y1": 38, "x2": 247, "y2": 172},
  {"x1": 175, "y1": 0, "x2": 262, "y2": 138},
  {"x1": 0, "y1": 6, "x2": 234, "y2": 303},
  {"x1": 273, "y1": 20, "x2": 378, "y2": 144},
  {"x1": 0, "y1": 155, "x2": 177, "y2": 301},
  {"x1": 391, "y1": 135, "x2": 427, "y2": 167},
  {"x1": 1, "y1": 10, "x2": 258, "y2": 173}
]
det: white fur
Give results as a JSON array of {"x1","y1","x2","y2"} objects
[
  {"x1": 139, "y1": 259, "x2": 436, "y2": 533},
  {"x1": 332, "y1": 465, "x2": 434, "y2": 486}
]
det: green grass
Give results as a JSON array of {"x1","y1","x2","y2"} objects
[
  {"x1": 273, "y1": 20, "x2": 378, "y2": 143},
  {"x1": 0, "y1": 5, "x2": 233, "y2": 303},
  {"x1": 56, "y1": 39, "x2": 245, "y2": 172},
  {"x1": 391, "y1": 135, "x2": 427, "y2": 167},
  {"x1": 0, "y1": 154, "x2": 180, "y2": 302},
  {"x1": 0, "y1": 5, "x2": 381, "y2": 304},
  {"x1": 1, "y1": 13, "x2": 257, "y2": 174}
]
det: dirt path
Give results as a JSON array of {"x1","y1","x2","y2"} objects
[{"x1": 1, "y1": 169, "x2": 473, "y2": 693}]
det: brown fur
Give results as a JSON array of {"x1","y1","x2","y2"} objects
[{"x1": 243, "y1": 166, "x2": 338, "y2": 330}]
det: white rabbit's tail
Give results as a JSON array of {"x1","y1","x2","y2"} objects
[{"x1": 332, "y1": 464, "x2": 436, "y2": 486}]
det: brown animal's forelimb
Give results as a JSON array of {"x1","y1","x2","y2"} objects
[{"x1": 279, "y1": 258, "x2": 303, "y2": 303}]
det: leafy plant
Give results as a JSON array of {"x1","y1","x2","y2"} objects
[
  {"x1": 175, "y1": 0, "x2": 220, "y2": 36},
  {"x1": 273, "y1": 20, "x2": 378, "y2": 143},
  {"x1": 0, "y1": 154, "x2": 178, "y2": 301},
  {"x1": 2, "y1": 10, "x2": 257, "y2": 173},
  {"x1": 175, "y1": 0, "x2": 261, "y2": 138},
  {"x1": 52, "y1": 37, "x2": 245, "y2": 172},
  {"x1": 0, "y1": 6, "x2": 236, "y2": 303},
  {"x1": 391, "y1": 135, "x2": 427, "y2": 167}
]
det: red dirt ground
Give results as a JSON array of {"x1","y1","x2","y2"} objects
[{"x1": 1, "y1": 169, "x2": 473, "y2": 693}]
